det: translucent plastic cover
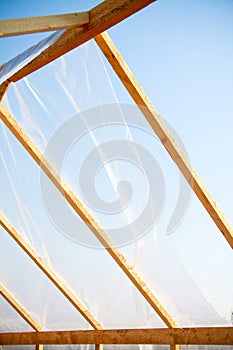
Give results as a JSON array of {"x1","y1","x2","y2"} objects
[
  {"x1": 0, "y1": 31, "x2": 63, "y2": 85},
  {"x1": 0, "y1": 15, "x2": 232, "y2": 350}
]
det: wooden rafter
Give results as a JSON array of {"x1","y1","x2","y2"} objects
[
  {"x1": 0, "y1": 12, "x2": 89, "y2": 38},
  {"x1": 0, "y1": 212, "x2": 102, "y2": 330},
  {"x1": 0, "y1": 327, "x2": 232, "y2": 345},
  {"x1": 0, "y1": 283, "x2": 42, "y2": 331},
  {"x1": 0, "y1": 0, "x2": 155, "y2": 101},
  {"x1": 95, "y1": 31, "x2": 233, "y2": 249},
  {"x1": 0, "y1": 0, "x2": 156, "y2": 83},
  {"x1": 0, "y1": 80, "x2": 10, "y2": 101},
  {"x1": 0, "y1": 2, "x2": 230, "y2": 343},
  {"x1": 0, "y1": 103, "x2": 177, "y2": 328}
]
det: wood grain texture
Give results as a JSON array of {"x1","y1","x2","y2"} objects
[
  {"x1": 0, "y1": 327, "x2": 232, "y2": 345},
  {"x1": 95, "y1": 31, "x2": 233, "y2": 249},
  {"x1": 0, "y1": 12, "x2": 89, "y2": 38},
  {"x1": 0, "y1": 102, "x2": 177, "y2": 328}
]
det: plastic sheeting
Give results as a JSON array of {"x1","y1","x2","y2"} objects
[
  {"x1": 0, "y1": 31, "x2": 64, "y2": 85},
  {"x1": 0, "y1": 34, "x2": 232, "y2": 350}
]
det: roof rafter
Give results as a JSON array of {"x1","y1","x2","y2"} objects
[
  {"x1": 0, "y1": 103, "x2": 177, "y2": 328},
  {"x1": 95, "y1": 31, "x2": 233, "y2": 249},
  {"x1": 0, "y1": 12, "x2": 89, "y2": 38},
  {"x1": 0, "y1": 327, "x2": 232, "y2": 345},
  {"x1": 0, "y1": 0, "x2": 156, "y2": 84},
  {"x1": 0, "y1": 1, "x2": 230, "y2": 343},
  {"x1": 0, "y1": 283, "x2": 42, "y2": 331},
  {"x1": 0, "y1": 80, "x2": 10, "y2": 101},
  {"x1": 0, "y1": 212, "x2": 102, "y2": 330}
]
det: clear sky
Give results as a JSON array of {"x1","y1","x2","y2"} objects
[{"x1": 0, "y1": 0, "x2": 233, "y2": 326}]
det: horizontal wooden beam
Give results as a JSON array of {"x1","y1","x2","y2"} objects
[
  {"x1": 0, "y1": 327, "x2": 232, "y2": 345},
  {"x1": 2, "y1": 0, "x2": 155, "y2": 82},
  {"x1": 0, "y1": 12, "x2": 89, "y2": 38},
  {"x1": 0, "y1": 212, "x2": 102, "y2": 330},
  {"x1": 95, "y1": 32, "x2": 233, "y2": 249},
  {"x1": 0, "y1": 102, "x2": 177, "y2": 328},
  {"x1": 0, "y1": 283, "x2": 42, "y2": 331}
]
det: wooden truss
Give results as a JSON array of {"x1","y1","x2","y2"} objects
[{"x1": 0, "y1": 0, "x2": 232, "y2": 347}]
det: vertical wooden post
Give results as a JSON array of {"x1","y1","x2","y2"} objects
[
  {"x1": 35, "y1": 344, "x2": 43, "y2": 350},
  {"x1": 95, "y1": 345, "x2": 103, "y2": 350}
]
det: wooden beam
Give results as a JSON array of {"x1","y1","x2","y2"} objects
[
  {"x1": 35, "y1": 345, "x2": 43, "y2": 350},
  {"x1": 0, "y1": 212, "x2": 102, "y2": 330},
  {"x1": 0, "y1": 79, "x2": 10, "y2": 102},
  {"x1": 0, "y1": 327, "x2": 232, "y2": 345},
  {"x1": 0, "y1": 103, "x2": 177, "y2": 328},
  {"x1": 0, "y1": 12, "x2": 89, "y2": 38},
  {"x1": 170, "y1": 344, "x2": 179, "y2": 350},
  {"x1": 1, "y1": 0, "x2": 155, "y2": 82},
  {"x1": 95, "y1": 345, "x2": 103, "y2": 350},
  {"x1": 95, "y1": 31, "x2": 233, "y2": 249},
  {"x1": 0, "y1": 283, "x2": 42, "y2": 331},
  {"x1": 0, "y1": 284, "x2": 44, "y2": 350}
]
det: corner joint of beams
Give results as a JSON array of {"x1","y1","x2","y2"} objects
[{"x1": 0, "y1": 80, "x2": 11, "y2": 102}]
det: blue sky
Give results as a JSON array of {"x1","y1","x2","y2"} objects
[{"x1": 0, "y1": 0, "x2": 233, "y2": 325}]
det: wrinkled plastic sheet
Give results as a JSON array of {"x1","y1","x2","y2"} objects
[
  {"x1": 0, "y1": 30, "x2": 63, "y2": 85},
  {"x1": 0, "y1": 35, "x2": 232, "y2": 350}
]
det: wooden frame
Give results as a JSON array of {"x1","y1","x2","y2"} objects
[
  {"x1": 0, "y1": 327, "x2": 232, "y2": 345},
  {"x1": 95, "y1": 31, "x2": 233, "y2": 249},
  {"x1": 0, "y1": 0, "x2": 232, "y2": 347},
  {"x1": 0, "y1": 80, "x2": 10, "y2": 101},
  {"x1": 35, "y1": 345, "x2": 43, "y2": 350},
  {"x1": 0, "y1": 212, "x2": 102, "y2": 330},
  {"x1": 0, "y1": 12, "x2": 89, "y2": 38},
  {"x1": 0, "y1": 103, "x2": 177, "y2": 329},
  {"x1": 0, "y1": 0, "x2": 155, "y2": 85}
]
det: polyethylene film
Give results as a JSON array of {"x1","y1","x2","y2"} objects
[
  {"x1": 0, "y1": 36, "x2": 232, "y2": 350},
  {"x1": 0, "y1": 31, "x2": 64, "y2": 85}
]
